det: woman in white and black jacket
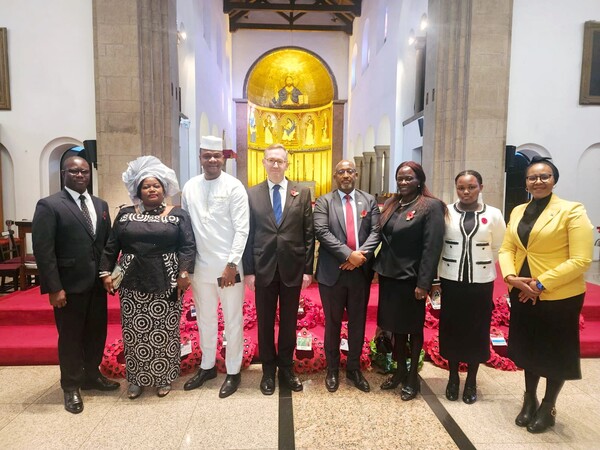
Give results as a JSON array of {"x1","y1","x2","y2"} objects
[{"x1": 432, "y1": 170, "x2": 506, "y2": 404}]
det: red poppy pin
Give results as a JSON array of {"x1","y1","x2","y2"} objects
[
  {"x1": 360, "y1": 210, "x2": 368, "y2": 218},
  {"x1": 103, "y1": 211, "x2": 108, "y2": 220},
  {"x1": 291, "y1": 189, "x2": 299, "y2": 197},
  {"x1": 481, "y1": 217, "x2": 488, "y2": 224},
  {"x1": 406, "y1": 210, "x2": 416, "y2": 221}
]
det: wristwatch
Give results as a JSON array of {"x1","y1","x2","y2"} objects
[
  {"x1": 535, "y1": 280, "x2": 544, "y2": 290},
  {"x1": 226, "y1": 262, "x2": 236, "y2": 269},
  {"x1": 179, "y1": 272, "x2": 188, "y2": 279}
]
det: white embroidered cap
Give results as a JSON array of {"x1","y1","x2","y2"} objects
[{"x1": 200, "y1": 135, "x2": 223, "y2": 151}]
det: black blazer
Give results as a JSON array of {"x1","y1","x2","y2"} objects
[
  {"x1": 243, "y1": 179, "x2": 315, "y2": 287},
  {"x1": 32, "y1": 190, "x2": 111, "y2": 294},
  {"x1": 313, "y1": 189, "x2": 381, "y2": 287},
  {"x1": 373, "y1": 196, "x2": 445, "y2": 290}
]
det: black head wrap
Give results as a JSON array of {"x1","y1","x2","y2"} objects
[{"x1": 528, "y1": 155, "x2": 559, "y2": 183}]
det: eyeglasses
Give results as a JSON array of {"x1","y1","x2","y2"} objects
[
  {"x1": 335, "y1": 168, "x2": 356, "y2": 175},
  {"x1": 265, "y1": 158, "x2": 287, "y2": 166},
  {"x1": 63, "y1": 169, "x2": 90, "y2": 175},
  {"x1": 525, "y1": 174, "x2": 553, "y2": 183}
]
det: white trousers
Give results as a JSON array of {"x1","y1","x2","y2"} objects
[{"x1": 191, "y1": 278, "x2": 244, "y2": 374}]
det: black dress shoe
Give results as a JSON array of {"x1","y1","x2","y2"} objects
[
  {"x1": 81, "y1": 375, "x2": 120, "y2": 391},
  {"x1": 279, "y1": 368, "x2": 303, "y2": 392},
  {"x1": 462, "y1": 385, "x2": 477, "y2": 404},
  {"x1": 380, "y1": 370, "x2": 407, "y2": 390},
  {"x1": 346, "y1": 370, "x2": 370, "y2": 393},
  {"x1": 400, "y1": 378, "x2": 420, "y2": 401},
  {"x1": 527, "y1": 400, "x2": 556, "y2": 433},
  {"x1": 63, "y1": 389, "x2": 83, "y2": 414},
  {"x1": 325, "y1": 369, "x2": 339, "y2": 392},
  {"x1": 184, "y1": 366, "x2": 217, "y2": 391},
  {"x1": 260, "y1": 374, "x2": 275, "y2": 395},
  {"x1": 515, "y1": 392, "x2": 539, "y2": 427},
  {"x1": 219, "y1": 373, "x2": 241, "y2": 398},
  {"x1": 445, "y1": 381, "x2": 459, "y2": 401}
]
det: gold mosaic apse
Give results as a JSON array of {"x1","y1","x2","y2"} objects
[{"x1": 246, "y1": 49, "x2": 335, "y2": 196}]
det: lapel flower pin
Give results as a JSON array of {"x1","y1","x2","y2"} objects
[
  {"x1": 290, "y1": 189, "x2": 299, "y2": 197},
  {"x1": 406, "y1": 210, "x2": 416, "y2": 221},
  {"x1": 360, "y1": 210, "x2": 368, "y2": 218},
  {"x1": 481, "y1": 217, "x2": 488, "y2": 224},
  {"x1": 103, "y1": 211, "x2": 108, "y2": 220}
]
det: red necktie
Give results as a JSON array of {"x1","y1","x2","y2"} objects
[{"x1": 344, "y1": 194, "x2": 356, "y2": 250}]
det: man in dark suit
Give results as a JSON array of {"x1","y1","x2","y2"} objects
[
  {"x1": 32, "y1": 156, "x2": 119, "y2": 414},
  {"x1": 314, "y1": 160, "x2": 381, "y2": 392},
  {"x1": 243, "y1": 143, "x2": 315, "y2": 395}
]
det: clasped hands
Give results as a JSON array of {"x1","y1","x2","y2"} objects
[
  {"x1": 339, "y1": 250, "x2": 368, "y2": 271},
  {"x1": 505, "y1": 275, "x2": 542, "y2": 304}
]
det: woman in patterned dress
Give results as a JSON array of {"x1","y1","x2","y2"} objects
[{"x1": 100, "y1": 156, "x2": 196, "y2": 399}]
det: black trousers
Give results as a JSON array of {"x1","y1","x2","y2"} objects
[
  {"x1": 53, "y1": 286, "x2": 108, "y2": 390},
  {"x1": 255, "y1": 269, "x2": 302, "y2": 375},
  {"x1": 319, "y1": 270, "x2": 369, "y2": 371}
]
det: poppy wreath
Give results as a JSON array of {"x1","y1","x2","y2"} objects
[
  {"x1": 294, "y1": 336, "x2": 327, "y2": 374},
  {"x1": 179, "y1": 330, "x2": 203, "y2": 374},
  {"x1": 491, "y1": 295, "x2": 510, "y2": 327},
  {"x1": 215, "y1": 334, "x2": 257, "y2": 373},
  {"x1": 338, "y1": 322, "x2": 372, "y2": 370},
  {"x1": 100, "y1": 338, "x2": 126, "y2": 378},
  {"x1": 487, "y1": 326, "x2": 518, "y2": 371},
  {"x1": 243, "y1": 299, "x2": 258, "y2": 330}
]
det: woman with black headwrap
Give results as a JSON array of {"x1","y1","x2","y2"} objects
[{"x1": 499, "y1": 156, "x2": 593, "y2": 433}]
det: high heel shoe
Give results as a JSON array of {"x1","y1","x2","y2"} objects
[
  {"x1": 515, "y1": 392, "x2": 539, "y2": 427},
  {"x1": 527, "y1": 400, "x2": 556, "y2": 433},
  {"x1": 127, "y1": 384, "x2": 143, "y2": 400},
  {"x1": 445, "y1": 380, "x2": 459, "y2": 401},
  {"x1": 400, "y1": 378, "x2": 420, "y2": 401},
  {"x1": 380, "y1": 369, "x2": 407, "y2": 390}
]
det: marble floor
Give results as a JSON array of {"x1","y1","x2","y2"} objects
[{"x1": 1, "y1": 360, "x2": 600, "y2": 449}]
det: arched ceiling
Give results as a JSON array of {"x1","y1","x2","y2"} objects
[{"x1": 246, "y1": 48, "x2": 335, "y2": 108}]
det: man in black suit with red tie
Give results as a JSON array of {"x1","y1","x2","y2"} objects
[
  {"x1": 243, "y1": 143, "x2": 315, "y2": 395},
  {"x1": 314, "y1": 160, "x2": 381, "y2": 392},
  {"x1": 32, "y1": 156, "x2": 119, "y2": 414}
]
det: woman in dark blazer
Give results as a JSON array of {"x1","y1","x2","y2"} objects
[
  {"x1": 499, "y1": 156, "x2": 593, "y2": 433},
  {"x1": 374, "y1": 161, "x2": 446, "y2": 401}
]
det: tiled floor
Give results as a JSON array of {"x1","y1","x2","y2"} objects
[{"x1": 2, "y1": 361, "x2": 600, "y2": 449}]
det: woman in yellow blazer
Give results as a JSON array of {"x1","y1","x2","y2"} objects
[{"x1": 499, "y1": 156, "x2": 593, "y2": 434}]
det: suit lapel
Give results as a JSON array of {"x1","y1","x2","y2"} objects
[
  {"x1": 61, "y1": 190, "x2": 95, "y2": 239},
  {"x1": 258, "y1": 181, "x2": 277, "y2": 227},
  {"x1": 332, "y1": 191, "x2": 346, "y2": 241},
  {"x1": 279, "y1": 179, "x2": 296, "y2": 226},
  {"x1": 528, "y1": 196, "x2": 561, "y2": 247}
]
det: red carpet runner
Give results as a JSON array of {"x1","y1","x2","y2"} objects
[{"x1": 1, "y1": 280, "x2": 600, "y2": 366}]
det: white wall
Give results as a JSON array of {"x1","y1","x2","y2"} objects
[
  {"x1": 0, "y1": 0, "x2": 96, "y2": 221},
  {"x1": 507, "y1": 0, "x2": 600, "y2": 227},
  {"x1": 346, "y1": 0, "x2": 428, "y2": 192},
  {"x1": 177, "y1": 0, "x2": 234, "y2": 182}
]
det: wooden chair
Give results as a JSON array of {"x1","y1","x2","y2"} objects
[{"x1": 0, "y1": 222, "x2": 20, "y2": 292}]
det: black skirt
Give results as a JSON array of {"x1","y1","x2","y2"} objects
[
  {"x1": 377, "y1": 276, "x2": 425, "y2": 334},
  {"x1": 508, "y1": 290, "x2": 584, "y2": 380},
  {"x1": 439, "y1": 279, "x2": 494, "y2": 364}
]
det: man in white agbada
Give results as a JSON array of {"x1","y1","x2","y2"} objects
[{"x1": 181, "y1": 136, "x2": 250, "y2": 398}]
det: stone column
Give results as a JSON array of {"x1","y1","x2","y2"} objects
[
  {"x1": 234, "y1": 99, "x2": 249, "y2": 186},
  {"x1": 373, "y1": 145, "x2": 389, "y2": 196},
  {"x1": 353, "y1": 155, "x2": 364, "y2": 190},
  {"x1": 363, "y1": 151, "x2": 377, "y2": 195},
  {"x1": 424, "y1": 0, "x2": 512, "y2": 209},
  {"x1": 92, "y1": 0, "x2": 179, "y2": 211}
]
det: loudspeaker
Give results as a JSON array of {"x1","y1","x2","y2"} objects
[
  {"x1": 83, "y1": 140, "x2": 97, "y2": 168},
  {"x1": 505, "y1": 145, "x2": 516, "y2": 171}
]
